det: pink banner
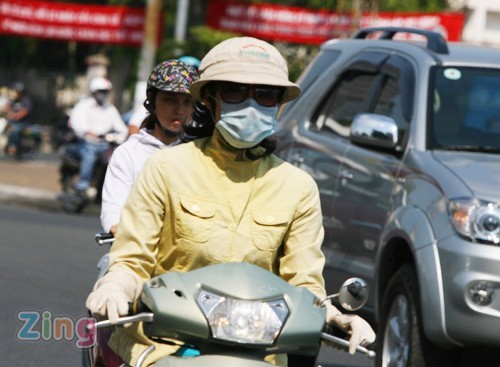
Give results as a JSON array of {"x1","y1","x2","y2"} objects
[
  {"x1": 207, "y1": 0, "x2": 465, "y2": 45},
  {"x1": 0, "y1": 0, "x2": 157, "y2": 46}
]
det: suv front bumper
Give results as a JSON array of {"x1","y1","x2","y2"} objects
[{"x1": 436, "y1": 235, "x2": 500, "y2": 346}]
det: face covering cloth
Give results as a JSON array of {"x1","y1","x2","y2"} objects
[{"x1": 215, "y1": 98, "x2": 278, "y2": 149}]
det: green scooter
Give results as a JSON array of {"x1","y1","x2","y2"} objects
[{"x1": 90, "y1": 262, "x2": 375, "y2": 366}]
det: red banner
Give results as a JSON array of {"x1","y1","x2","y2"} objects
[
  {"x1": 0, "y1": 0, "x2": 155, "y2": 46},
  {"x1": 207, "y1": 0, "x2": 465, "y2": 45}
]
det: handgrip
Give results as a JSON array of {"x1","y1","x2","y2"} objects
[
  {"x1": 90, "y1": 312, "x2": 154, "y2": 330},
  {"x1": 320, "y1": 332, "x2": 376, "y2": 359},
  {"x1": 128, "y1": 300, "x2": 150, "y2": 316},
  {"x1": 94, "y1": 232, "x2": 114, "y2": 246}
]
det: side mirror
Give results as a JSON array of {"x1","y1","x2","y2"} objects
[
  {"x1": 337, "y1": 277, "x2": 369, "y2": 311},
  {"x1": 350, "y1": 113, "x2": 399, "y2": 150}
]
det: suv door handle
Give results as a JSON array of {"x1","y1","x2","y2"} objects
[
  {"x1": 340, "y1": 171, "x2": 353, "y2": 180},
  {"x1": 340, "y1": 170, "x2": 353, "y2": 186}
]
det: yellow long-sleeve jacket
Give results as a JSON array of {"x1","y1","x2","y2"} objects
[{"x1": 107, "y1": 130, "x2": 326, "y2": 366}]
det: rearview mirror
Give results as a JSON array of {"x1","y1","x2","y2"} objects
[{"x1": 337, "y1": 277, "x2": 369, "y2": 311}]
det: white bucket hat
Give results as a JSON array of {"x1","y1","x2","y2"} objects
[{"x1": 189, "y1": 37, "x2": 301, "y2": 103}]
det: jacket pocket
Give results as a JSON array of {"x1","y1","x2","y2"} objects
[
  {"x1": 252, "y1": 209, "x2": 293, "y2": 251},
  {"x1": 176, "y1": 196, "x2": 216, "y2": 243}
]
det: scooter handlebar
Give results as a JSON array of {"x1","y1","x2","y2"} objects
[
  {"x1": 87, "y1": 300, "x2": 152, "y2": 331},
  {"x1": 321, "y1": 322, "x2": 376, "y2": 359},
  {"x1": 320, "y1": 331, "x2": 376, "y2": 359},
  {"x1": 90, "y1": 312, "x2": 154, "y2": 330},
  {"x1": 95, "y1": 232, "x2": 114, "y2": 246}
]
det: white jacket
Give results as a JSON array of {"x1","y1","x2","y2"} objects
[
  {"x1": 100, "y1": 129, "x2": 177, "y2": 232},
  {"x1": 70, "y1": 97, "x2": 127, "y2": 139}
]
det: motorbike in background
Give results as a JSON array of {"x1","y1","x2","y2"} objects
[
  {"x1": 83, "y1": 237, "x2": 376, "y2": 367},
  {"x1": 58, "y1": 132, "x2": 125, "y2": 213},
  {"x1": 0, "y1": 116, "x2": 42, "y2": 160}
]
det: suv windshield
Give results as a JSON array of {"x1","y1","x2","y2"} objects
[{"x1": 428, "y1": 66, "x2": 500, "y2": 152}]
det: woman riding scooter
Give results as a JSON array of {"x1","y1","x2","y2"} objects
[{"x1": 86, "y1": 37, "x2": 375, "y2": 366}]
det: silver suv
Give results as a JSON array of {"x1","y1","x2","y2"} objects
[{"x1": 276, "y1": 27, "x2": 500, "y2": 366}]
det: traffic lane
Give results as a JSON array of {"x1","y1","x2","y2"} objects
[{"x1": 0, "y1": 204, "x2": 106, "y2": 366}]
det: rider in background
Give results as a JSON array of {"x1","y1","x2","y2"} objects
[
  {"x1": 100, "y1": 60, "x2": 199, "y2": 235},
  {"x1": 2, "y1": 82, "x2": 33, "y2": 156},
  {"x1": 69, "y1": 77, "x2": 128, "y2": 197}
]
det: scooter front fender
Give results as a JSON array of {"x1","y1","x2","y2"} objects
[{"x1": 153, "y1": 354, "x2": 273, "y2": 367}]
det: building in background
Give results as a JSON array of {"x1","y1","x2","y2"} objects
[{"x1": 462, "y1": 0, "x2": 500, "y2": 47}]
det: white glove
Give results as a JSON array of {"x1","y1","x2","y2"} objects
[
  {"x1": 86, "y1": 267, "x2": 143, "y2": 324},
  {"x1": 325, "y1": 302, "x2": 376, "y2": 354}
]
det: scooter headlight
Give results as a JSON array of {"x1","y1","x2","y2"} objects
[
  {"x1": 449, "y1": 198, "x2": 500, "y2": 244},
  {"x1": 196, "y1": 289, "x2": 289, "y2": 345}
]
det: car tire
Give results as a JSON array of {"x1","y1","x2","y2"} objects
[{"x1": 376, "y1": 264, "x2": 457, "y2": 367}]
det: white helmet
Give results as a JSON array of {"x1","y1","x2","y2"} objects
[{"x1": 89, "y1": 77, "x2": 112, "y2": 93}]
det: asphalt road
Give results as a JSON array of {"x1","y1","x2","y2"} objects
[
  {"x1": 0, "y1": 203, "x2": 373, "y2": 367},
  {"x1": 0, "y1": 203, "x2": 106, "y2": 366}
]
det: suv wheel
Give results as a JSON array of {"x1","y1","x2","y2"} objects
[
  {"x1": 377, "y1": 264, "x2": 422, "y2": 366},
  {"x1": 376, "y1": 264, "x2": 457, "y2": 367}
]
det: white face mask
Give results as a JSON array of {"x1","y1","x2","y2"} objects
[{"x1": 215, "y1": 99, "x2": 278, "y2": 149}]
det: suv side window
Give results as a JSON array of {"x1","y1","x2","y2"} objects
[
  {"x1": 279, "y1": 50, "x2": 341, "y2": 118},
  {"x1": 297, "y1": 49, "x2": 342, "y2": 93},
  {"x1": 309, "y1": 51, "x2": 390, "y2": 138},
  {"x1": 311, "y1": 72, "x2": 378, "y2": 137},
  {"x1": 373, "y1": 76, "x2": 399, "y2": 117},
  {"x1": 372, "y1": 55, "x2": 415, "y2": 128}
]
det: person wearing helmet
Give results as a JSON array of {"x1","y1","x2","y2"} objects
[
  {"x1": 68, "y1": 76, "x2": 128, "y2": 195},
  {"x1": 2, "y1": 81, "x2": 33, "y2": 156},
  {"x1": 86, "y1": 37, "x2": 375, "y2": 367},
  {"x1": 127, "y1": 56, "x2": 202, "y2": 136},
  {"x1": 100, "y1": 60, "x2": 199, "y2": 235}
]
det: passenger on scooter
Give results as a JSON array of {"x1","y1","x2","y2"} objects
[
  {"x1": 127, "y1": 56, "x2": 201, "y2": 137},
  {"x1": 100, "y1": 60, "x2": 199, "y2": 235},
  {"x1": 86, "y1": 37, "x2": 375, "y2": 367},
  {"x1": 69, "y1": 77, "x2": 128, "y2": 196},
  {"x1": 2, "y1": 82, "x2": 33, "y2": 156}
]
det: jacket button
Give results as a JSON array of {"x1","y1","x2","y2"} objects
[
  {"x1": 266, "y1": 216, "x2": 274, "y2": 222},
  {"x1": 192, "y1": 204, "x2": 200, "y2": 213}
]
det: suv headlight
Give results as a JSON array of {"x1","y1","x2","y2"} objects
[
  {"x1": 196, "y1": 289, "x2": 289, "y2": 345},
  {"x1": 449, "y1": 198, "x2": 500, "y2": 244}
]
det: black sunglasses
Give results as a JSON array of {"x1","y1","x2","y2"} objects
[{"x1": 217, "y1": 82, "x2": 285, "y2": 107}]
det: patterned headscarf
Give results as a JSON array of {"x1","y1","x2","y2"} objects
[{"x1": 147, "y1": 59, "x2": 199, "y2": 94}]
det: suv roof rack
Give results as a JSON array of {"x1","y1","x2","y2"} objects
[{"x1": 352, "y1": 27, "x2": 449, "y2": 55}]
